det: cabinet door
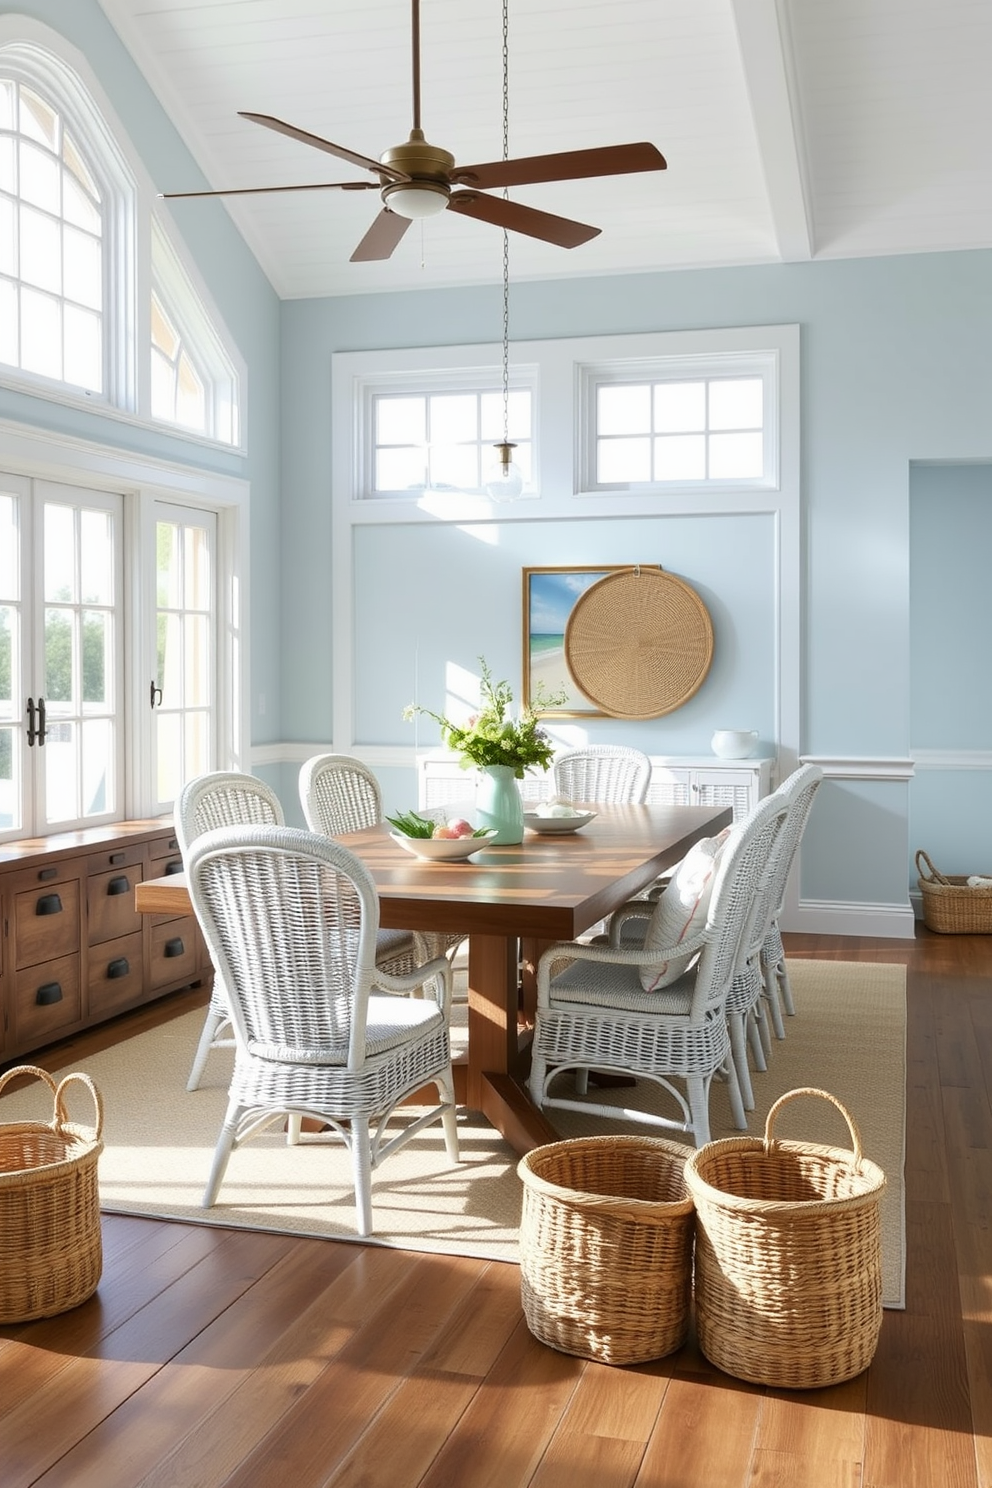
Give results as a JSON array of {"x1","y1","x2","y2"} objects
[
  {"x1": 690, "y1": 769, "x2": 758, "y2": 822},
  {"x1": 645, "y1": 766, "x2": 692, "y2": 807}
]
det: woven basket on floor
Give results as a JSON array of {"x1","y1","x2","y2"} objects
[
  {"x1": 684, "y1": 1087, "x2": 886, "y2": 1390},
  {"x1": 517, "y1": 1134, "x2": 695, "y2": 1365},
  {"x1": 916, "y1": 850, "x2": 992, "y2": 934},
  {"x1": 0, "y1": 1065, "x2": 104, "y2": 1324}
]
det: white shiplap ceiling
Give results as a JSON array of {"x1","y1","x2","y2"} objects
[{"x1": 95, "y1": 0, "x2": 992, "y2": 300}]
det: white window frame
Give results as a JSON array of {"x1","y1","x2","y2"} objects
[
  {"x1": 577, "y1": 349, "x2": 779, "y2": 494},
  {"x1": 0, "y1": 18, "x2": 245, "y2": 452},
  {"x1": 356, "y1": 362, "x2": 538, "y2": 502}
]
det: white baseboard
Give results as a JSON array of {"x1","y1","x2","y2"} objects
[{"x1": 783, "y1": 898, "x2": 917, "y2": 940}]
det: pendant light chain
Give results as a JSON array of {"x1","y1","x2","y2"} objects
[{"x1": 500, "y1": 0, "x2": 510, "y2": 450}]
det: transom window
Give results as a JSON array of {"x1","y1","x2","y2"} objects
[
  {"x1": 0, "y1": 77, "x2": 104, "y2": 393},
  {"x1": 596, "y1": 376, "x2": 764, "y2": 483},
  {"x1": 151, "y1": 290, "x2": 206, "y2": 434},
  {"x1": 369, "y1": 384, "x2": 532, "y2": 497}
]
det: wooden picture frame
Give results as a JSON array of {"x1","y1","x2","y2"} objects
[{"x1": 522, "y1": 566, "x2": 624, "y2": 716}]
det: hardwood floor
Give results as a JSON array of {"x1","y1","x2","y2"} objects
[{"x1": 1, "y1": 929, "x2": 990, "y2": 1487}]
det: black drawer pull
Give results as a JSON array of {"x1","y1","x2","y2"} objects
[
  {"x1": 35, "y1": 982, "x2": 63, "y2": 1006},
  {"x1": 166, "y1": 838, "x2": 178, "y2": 851},
  {"x1": 38, "y1": 866, "x2": 58, "y2": 881},
  {"x1": 107, "y1": 957, "x2": 130, "y2": 979},
  {"x1": 109, "y1": 852, "x2": 125, "y2": 865},
  {"x1": 163, "y1": 937, "x2": 185, "y2": 957},
  {"x1": 164, "y1": 860, "x2": 184, "y2": 876},
  {"x1": 36, "y1": 893, "x2": 63, "y2": 916},
  {"x1": 107, "y1": 875, "x2": 131, "y2": 896}
]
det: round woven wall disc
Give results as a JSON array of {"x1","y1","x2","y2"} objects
[{"x1": 564, "y1": 567, "x2": 714, "y2": 719}]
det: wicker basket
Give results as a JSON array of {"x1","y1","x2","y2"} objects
[
  {"x1": 916, "y1": 850, "x2": 992, "y2": 934},
  {"x1": 0, "y1": 1065, "x2": 104, "y2": 1324},
  {"x1": 684, "y1": 1087, "x2": 886, "y2": 1390},
  {"x1": 517, "y1": 1134, "x2": 695, "y2": 1365}
]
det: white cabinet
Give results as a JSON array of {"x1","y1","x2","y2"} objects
[
  {"x1": 644, "y1": 758, "x2": 774, "y2": 822},
  {"x1": 419, "y1": 753, "x2": 773, "y2": 820}
]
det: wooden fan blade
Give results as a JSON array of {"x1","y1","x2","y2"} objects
[
  {"x1": 452, "y1": 142, "x2": 666, "y2": 191},
  {"x1": 350, "y1": 208, "x2": 412, "y2": 262},
  {"x1": 160, "y1": 181, "x2": 378, "y2": 201},
  {"x1": 448, "y1": 191, "x2": 600, "y2": 248},
  {"x1": 239, "y1": 112, "x2": 410, "y2": 184}
]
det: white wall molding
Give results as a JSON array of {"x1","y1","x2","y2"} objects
[
  {"x1": 912, "y1": 749, "x2": 992, "y2": 770},
  {"x1": 785, "y1": 896, "x2": 917, "y2": 940},
  {"x1": 801, "y1": 755, "x2": 915, "y2": 781}
]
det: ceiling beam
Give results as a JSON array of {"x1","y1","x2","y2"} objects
[{"x1": 730, "y1": 0, "x2": 813, "y2": 262}]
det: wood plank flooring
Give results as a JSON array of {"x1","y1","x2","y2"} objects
[{"x1": 1, "y1": 928, "x2": 989, "y2": 1487}]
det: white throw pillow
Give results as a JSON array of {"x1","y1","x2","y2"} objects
[{"x1": 638, "y1": 831, "x2": 729, "y2": 991}]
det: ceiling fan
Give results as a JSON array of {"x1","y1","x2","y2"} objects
[{"x1": 161, "y1": 0, "x2": 667, "y2": 263}]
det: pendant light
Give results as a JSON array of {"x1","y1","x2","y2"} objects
[{"x1": 484, "y1": 0, "x2": 524, "y2": 502}]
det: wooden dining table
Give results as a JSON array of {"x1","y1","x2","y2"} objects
[{"x1": 135, "y1": 801, "x2": 732, "y2": 1153}]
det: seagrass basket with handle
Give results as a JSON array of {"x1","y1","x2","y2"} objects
[
  {"x1": 0, "y1": 1065, "x2": 104, "y2": 1323},
  {"x1": 916, "y1": 850, "x2": 992, "y2": 934},
  {"x1": 684, "y1": 1087, "x2": 886, "y2": 1390},
  {"x1": 517, "y1": 1133, "x2": 695, "y2": 1365}
]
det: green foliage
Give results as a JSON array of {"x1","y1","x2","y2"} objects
[{"x1": 404, "y1": 656, "x2": 566, "y2": 779}]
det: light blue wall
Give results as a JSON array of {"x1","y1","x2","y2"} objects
[
  {"x1": 909, "y1": 462, "x2": 992, "y2": 880},
  {"x1": 0, "y1": 1, "x2": 283, "y2": 755},
  {"x1": 280, "y1": 251, "x2": 992, "y2": 915}
]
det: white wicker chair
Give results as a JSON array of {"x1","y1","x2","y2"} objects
[
  {"x1": 552, "y1": 745, "x2": 652, "y2": 805},
  {"x1": 186, "y1": 823, "x2": 460, "y2": 1238},
  {"x1": 759, "y1": 763, "x2": 824, "y2": 1036},
  {"x1": 175, "y1": 771, "x2": 285, "y2": 1093},
  {"x1": 528, "y1": 791, "x2": 789, "y2": 1146},
  {"x1": 299, "y1": 753, "x2": 465, "y2": 977}
]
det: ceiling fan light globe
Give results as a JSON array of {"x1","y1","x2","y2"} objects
[{"x1": 382, "y1": 182, "x2": 450, "y2": 219}]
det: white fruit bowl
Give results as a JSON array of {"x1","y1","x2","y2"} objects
[
  {"x1": 389, "y1": 829, "x2": 498, "y2": 861},
  {"x1": 711, "y1": 729, "x2": 758, "y2": 760},
  {"x1": 523, "y1": 810, "x2": 597, "y2": 835}
]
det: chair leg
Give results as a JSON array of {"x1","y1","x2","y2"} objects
[
  {"x1": 350, "y1": 1116, "x2": 373, "y2": 1237},
  {"x1": 728, "y1": 1012, "x2": 755, "y2": 1110},
  {"x1": 761, "y1": 960, "x2": 787, "y2": 1039},
  {"x1": 186, "y1": 1004, "x2": 229, "y2": 1092},
  {"x1": 777, "y1": 958, "x2": 796, "y2": 1017},
  {"x1": 202, "y1": 1100, "x2": 240, "y2": 1206},
  {"x1": 574, "y1": 1068, "x2": 590, "y2": 1096},
  {"x1": 685, "y1": 1074, "x2": 712, "y2": 1146},
  {"x1": 434, "y1": 1073, "x2": 460, "y2": 1161},
  {"x1": 723, "y1": 1052, "x2": 747, "y2": 1132},
  {"x1": 747, "y1": 1006, "x2": 768, "y2": 1072},
  {"x1": 528, "y1": 1044, "x2": 548, "y2": 1108},
  {"x1": 285, "y1": 1113, "x2": 303, "y2": 1145}
]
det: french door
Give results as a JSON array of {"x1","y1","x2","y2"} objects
[
  {"x1": 149, "y1": 503, "x2": 217, "y2": 813},
  {"x1": 0, "y1": 475, "x2": 123, "y2": 836}
]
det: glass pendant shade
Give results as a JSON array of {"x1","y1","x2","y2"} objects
[{"x1": 484, "y1": 441, "x2": 523, "y2": 501}]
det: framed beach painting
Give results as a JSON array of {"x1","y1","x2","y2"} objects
[{"x1": 522, "y1": 565, "x2": 623, "y2": 716}]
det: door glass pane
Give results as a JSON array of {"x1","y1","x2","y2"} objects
[
  {"x1": 0, "y1": 725, "x2": 15, "y2": 829},
  {"x1": 44, "y1": 606, "x2": 74, "y2": 703},
  {"x1": 80, "y1": 508, "x2": 113, "y2": 604},
  {"x1": 185, "y1": 615, "x2": 209, "y2": 707},
  {"x1": 158, "y1": 611, "x2": 181, "y2": 696},
  {"x1": 44, "y1": 503, "x2": 75, "y2": 601},
  {"x1": 156, "y1": 710, "x2": 181, "y2": 803},
  {"x1": 184, "y1": 526, "x2": 211, "y2": 609},
  {"x1": 81, "y1": 717, "x2": 111, "y2": 814},
  {"x1": 157, "y1": 522, "x2": 181, "y2": 609},
  {"x1": 82, "y1": 609, "x2": 108, "y2": 705},
  {"x1": 185, "y1": 711, "x2": 210, "y2": 781},
  {"x1": 43, "y1": 716, "x2": 76, "y2": 822}
]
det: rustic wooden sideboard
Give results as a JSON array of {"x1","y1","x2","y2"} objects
[{"x1": 0, "y1": 820, "x2": 210, "y2": 1064}]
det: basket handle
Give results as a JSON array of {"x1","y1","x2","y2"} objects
[
  {"x1": 53, "y1": 1072, "x2": 104, "y2": 1142},
  {"x1": 763, "y1": 1086, "x2": 865, "y2": 1168},
  {"x1": 0, "y1": 1064, "x2": 59, "y2": 1104},
  {"x1": 915, "y1": 849, "x2": 950, "y2": 885}
]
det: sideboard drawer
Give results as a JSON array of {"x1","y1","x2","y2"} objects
[
  {"x1": 88, "y1": 863, "x2": 145, "y2": 945},
  {"x1": 12, "y1": 879, "x2": 81, "y2": 969},
  {"x1": 149, "y1": 916, "x2": 199, "y2": 988},
  {"x1": 88, "y1": 931, "x2": 145, "y2": 1017},
  {"x1": 13, "y1": 954, "x2": 82, "y2": 1045}
]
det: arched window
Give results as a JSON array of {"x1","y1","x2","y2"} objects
[
  {"x1": 0, "y1": 27, "x2": 242, "y2": 447},
  {"x1": 0, "y1": 38, "x2": 133, "y2": 407}
]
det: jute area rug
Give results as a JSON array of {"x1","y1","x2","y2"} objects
[{"x1": 0, "y1": 959, "x2": 907, "y2": 1308}]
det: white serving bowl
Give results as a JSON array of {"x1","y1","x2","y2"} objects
[
  {"x1": 711, "y1": 729, "x2": 759, "y2": 760},
  {"x1": 523, "y1": 810, "x2": 597, "y2": 835},
  {"x1": 389, "y1": 829, "x2": 498, "y2": 861}
]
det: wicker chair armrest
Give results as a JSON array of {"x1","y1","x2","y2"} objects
[
  {"x1": 373, "y1": 955, "x2": 452, "y2": 1013},
  {"x1": 536, "y1": 930, "x2": 708, "y2": 1002},
  {"x1": 606, "y1": 898, "x2": 654, "y2": 946}
]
